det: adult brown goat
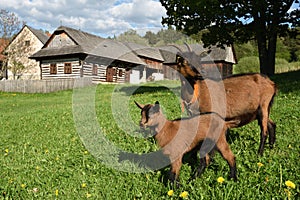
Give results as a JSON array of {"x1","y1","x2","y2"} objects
[
  {"x1": 175, "y1": 56, "x2": 277, "y2": 155},
  {"x1": 135, "y1": 101, "x2": 239, "y2": 186}
]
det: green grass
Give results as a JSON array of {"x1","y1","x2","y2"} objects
[{"x1": 1, "y1": 71, "x2": 300, "y2": 199}]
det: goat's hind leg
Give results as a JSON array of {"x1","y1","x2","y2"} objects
[
  {"x1": 191, "y1": 154, "x2": 209, "y2": 180},
  {"x1": 257, "y1": 106, "x2": 270, "y2": 156},
  {"x1": 268, "y1": 119, "x2": 276, "y2": 148}
]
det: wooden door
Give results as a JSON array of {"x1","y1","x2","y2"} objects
[{"x1": 106, "y1": 67, "x2": 115, "y2": 82}]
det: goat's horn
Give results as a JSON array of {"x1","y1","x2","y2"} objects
[
  {"x1": 134, "y1": 101, "x2": 144, "y2": 109},
  {"x1": 184, "y1": 42, "x2": 192, "y2": 52},
  {"x1": 168, "y1": 44, "x2": 184, "y2": 53}
]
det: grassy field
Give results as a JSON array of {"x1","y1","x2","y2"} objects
[{"x1": 1, "y1": 70, "x2": 299, "y2": 199}]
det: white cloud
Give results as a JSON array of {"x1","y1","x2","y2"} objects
[{"x1": 0, "y1": 0, "x2": 166, "y2": 37}]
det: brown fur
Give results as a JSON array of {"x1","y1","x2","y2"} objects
[
  {"x1": 176, "y1": 60, "x2": 277, "y2": 155},
  {"x1": 135, "y1": 101, "x2": 239, "y2": 186}
]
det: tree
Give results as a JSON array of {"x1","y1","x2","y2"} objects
[
  {"x1": 6, "y1": 30, "x2": 32, "y2": 79},
  {"x1": 160, "y1": 0, "x2": 300, "y2": 76},
  {"x1": 144, "y1": 31, "x2": 158, "y2": 45},
  {"x1": 0, "y1": 9, "x2": 23, "y2": 39},
  {"x1": 116, "y1": 29, "x2": 149, "y2": 45},
  {"x1": 0, "y1": 9, "x2": 23, "y2": 79}
]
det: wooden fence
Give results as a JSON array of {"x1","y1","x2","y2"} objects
[{"x1": 0, "y1": 78, "x2": 93, "y2": 93}]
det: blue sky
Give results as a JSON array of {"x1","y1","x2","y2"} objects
[{"x1": 0, "y1": 0, "x2": 167, "y2": 37}]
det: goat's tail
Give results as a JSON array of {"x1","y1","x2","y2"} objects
[{"x1": 269, "y1": 83, "x2": 277, "y2": 111}]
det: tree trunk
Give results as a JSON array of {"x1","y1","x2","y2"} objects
[
  {"x1": 253, "y1": 11, "x2": 270, "y2": 75},
  {"x1": 266, "y1": 2, "x2": 281, "y2": 76},
  {"x1": 267, "y1": 30, "x2": 277, "y2": 76}
]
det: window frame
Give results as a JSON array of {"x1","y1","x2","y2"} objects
[
  {"x1": 92, "y1": 64, "x2": 98, "y2": 76},
  {"x1": 64, "y1": 63, "x2": 72, "y2": 74},
  {"x1": 50, "y1": 63, "x2": 57, "y2": 74}
]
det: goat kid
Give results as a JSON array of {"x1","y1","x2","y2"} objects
[
  {"x1": 135, "y1": 101, "x2": 239, "y2": 186},
  {"x1": 175, "y1": 58, "x2": 277, "y2": 155}
]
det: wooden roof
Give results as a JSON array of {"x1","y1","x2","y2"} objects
[
  {"x1": 30, "y1": 26, "x2": 237, "y2": 67},
  {"x1": 124, "y1": 42, "x2": 164, "y2": 62},
  {"x1": 27, "y1": 26, "x2": 49, "y2": 44},
  {"x1": 31, "y1": 26, "x2": 145, "y2": 65}
]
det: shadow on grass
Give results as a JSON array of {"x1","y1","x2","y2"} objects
[{"x1": 118, "y1": 85, "x2": 180, "y2": 96}]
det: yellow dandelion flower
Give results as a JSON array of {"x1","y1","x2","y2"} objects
[
  {"x1": 21, "y1": 184, "x2": 26, "y2": 188},
  {"x1": 81, "y1": 183, "x2": 87, "y2": 188},
  {"x1": 5, "y1": 149, "x2": 9, "y2": 153},
  {"x1": 55, "y1": 189, "x2": 59, "y2": 196},
  {"x1": 36, "y1": 166, "x2": 40, "y2": 170},
  {"x1": 84, "y1": 151, "x2": 88, "y2": 154},
  {"x1": 179, "y1": 191, "x2": 188, "y2": 199},
  {"x1": 217, "y1": 177, "x2": 225, "y2": 183},
  {"x1": 285, "y1": 180, "x2": 296, "y2": 189},
  {"x1": 45, "y1": 149, "x2": 49, "y2": 153},
  {"x1": 86, "y1": 192, "x2": 92, "y2": 198},
  {"x1": 257, "y1": 162, "x2": 264, "y2": 167},
  {"x1": 167, "y1": 189, "x2": 174, "y2": 196}
]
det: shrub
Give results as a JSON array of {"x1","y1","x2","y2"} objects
[
  {"x1": 233, "y1": 56, "x2": 259, "y2": 74},
  {"x1": 275, "y1": 58, "x2": 289, "y2": 73}
]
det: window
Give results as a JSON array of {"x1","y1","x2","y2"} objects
[
  {"x1": 64, "y1": 63, "x2": 72, "y2": 74},
  {"x1": 50, "y1": 63, "x2": 57, "y2": 74},
  {"x1": 25, "y1": 40, "x2": 30, "y2": 46},
  {"x1": 118, "y1": 69, "x2": 123, "y2": 77},
  {"x1": 92, "y1": 64, "x2": 98, "y2": 76}
]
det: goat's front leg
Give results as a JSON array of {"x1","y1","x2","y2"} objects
[{"x1": 169, "y1": 158, "x2": 182, "y2": 188}]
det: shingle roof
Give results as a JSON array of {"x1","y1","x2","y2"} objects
[
  {"x1": 27, "y1": 26, "x2": 49, "y2": 44},
  {"x1": 31, "y1": 26, "x2": 145, "y2": 65},
  {"x1": 31, "y1": 26, "x2": 237, "y2": 67},
  {"x1": 124, "y1": 42, "x2": 164, "y2": 62}
]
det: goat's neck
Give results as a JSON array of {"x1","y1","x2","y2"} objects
[{"x1": 151, "y1": 114, "x2": 168, "y2": 136}]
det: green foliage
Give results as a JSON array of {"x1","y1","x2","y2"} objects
[
  {"x1": 160, "y1": 0, "x2": 300, "y2": 75},
  {"x1": 276, "y1": 38, "x2": 292, "y2": 62},
  {"x1": 234, "y1": 56, "x2": 260, "y2": 74},
  {"x1": 1, "y1": 71, "x2": 300, "y2": 199},
  {"x1": 234, "y1": 42, "x2": 258, "y2": 60},
  {"x1": 160, "y1": 0, "x2": 299, "y2": 46},
  {"x1": 234, "y1": 56, "x2": 300, "y2": 74},
  {"x1": 9, "y1": 60, "x2": 25, "y2": 79},
  {"x1": 116, "y1": 29, "x2": 149, "y2": 46}
]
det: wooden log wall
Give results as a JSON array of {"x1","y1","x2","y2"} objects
[
  {"x1": 41, "y1": 60, "x2": 81, "y2": 79},
  {"x1": 83, "y1": 62, "x2": 126, "y2": 83}
]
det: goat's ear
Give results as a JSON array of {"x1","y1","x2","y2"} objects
[
  {"x1": 176, "y1": 56, "x2": 185, "y2": 65},
  {"x1": 134, "y1": 101, "x2": 144, "y2": 109},
  {"x1": 153, "y1": 101, "x2": 160, "y2": 112}
]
